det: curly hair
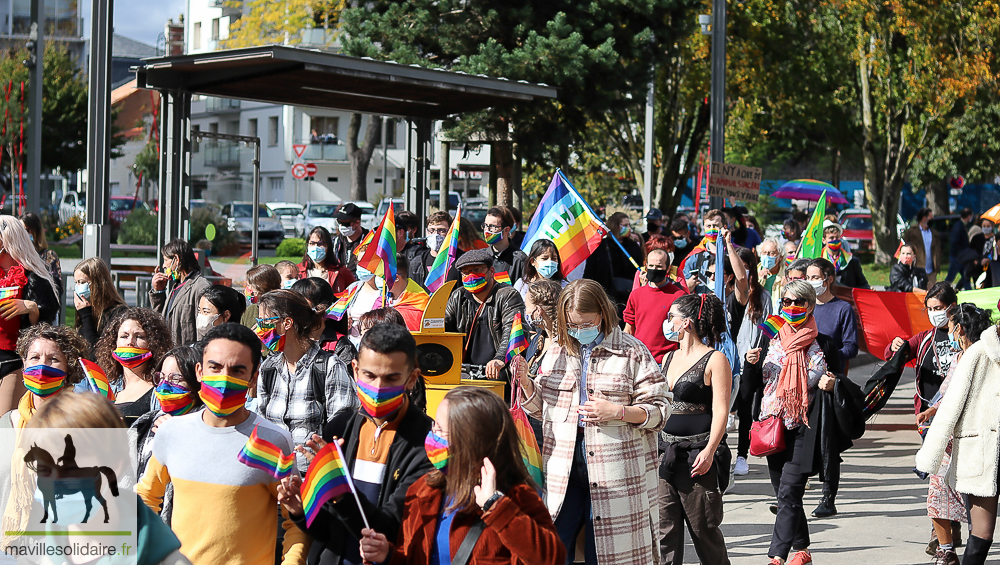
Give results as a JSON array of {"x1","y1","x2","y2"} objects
[
  {"x1": 672, "y1": 294, "x2": 727, "y2": 344},
  {"x1": 94, "y1": 307, "x2": 173, "y2": 385},
  {"x1": 16, "y1": 324, "x2": 90, "y2": 385}
]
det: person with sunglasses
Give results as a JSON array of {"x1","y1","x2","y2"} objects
[
  {"x1": 483, "y1": 206, "x2": 528, "y2": 285},
  {"x1": 746, "y1": 280, "x2": 833, "y2": 565},
  {"x1": 255, "y1": 289, "x2": 358, "y2": 472},
  {"x1": 517, "y1": 279, "x2": 669, "y2": 565}
]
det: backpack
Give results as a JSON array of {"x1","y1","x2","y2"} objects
[{"x1": 260, "y1": 351, "x2": 329, "y2": 419}]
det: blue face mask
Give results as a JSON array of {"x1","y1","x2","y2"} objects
[
  {"x1": 568, "y1": 325, "x2": 601, "y2": 345},
  {"x1": 674, "y1": 238, "x2": 687, "y2": 249},
  {"x1": 536, "y1": 260, "x2": 559, "y2": 279},
  {"x1": 75, "y1": 282, "x2": 91, "y2": 300},
  {"x1": 281, "y1": 279, "x2": 296, "y2": 290},
  {"x1": 948, "y1": 332, "x2": 962, "y2": 351},
  {"x1": 307, "y1": 245, "x2": 327, "y2": 263},
  {"x1": 760, "y1": 255, "x2": 777, "y2": 270},
  {"x1": 356, "y1": 266, "x2": 374, "y2": 282}
]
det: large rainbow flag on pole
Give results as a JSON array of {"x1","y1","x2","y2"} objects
[
  {"x1": 426, "y1": 206, "x2": 461, "y2": 292},
  {"x1": 520, "y1": 170, "x2": 609, "y2": 276},
  {"x1": 357, "y1": 205, "x2": 397, "y2": 283}
]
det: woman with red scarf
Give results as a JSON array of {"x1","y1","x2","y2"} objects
[
  {"x1": 747, "y1": 279, "x2": 836, "y2": 565},
  {"x1": 0, "y1": 216, "x2": 58, "y2": 415}
]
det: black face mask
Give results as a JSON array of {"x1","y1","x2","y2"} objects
[{"x1": 646, "y1": 268, "x2": 667, "y2": 284}]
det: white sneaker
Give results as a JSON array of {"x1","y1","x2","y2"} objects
[
  {"x1": 734, "y1": 456, "x2": 750, "y2": 476},
  {"x1": 727, "y1": 413, "x2": 737, "y2": 432}
]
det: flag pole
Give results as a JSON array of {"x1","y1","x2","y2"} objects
[
  {"x1": 556, "y1": 169, "x2": 641, "y2": 270},
  {"x1": 333, "y1": 440, "x2": 371, "y2": 530}
]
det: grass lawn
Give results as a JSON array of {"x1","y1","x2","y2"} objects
[
  {"x1": 213, "y1": 256, "x2": 301, "y2": 265},
  {"x1": 50, "y1": 243, "x2": 158, "y2": 260},
  {"x1": 859, "y1": 256, "x2": 950, "y2": 289}
]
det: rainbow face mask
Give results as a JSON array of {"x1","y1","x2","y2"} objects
[
  {"x1": 199, "y1": 374, "x2": 249, "y2": 417},
  {"x1": 704, "y1": 228, "x2": 720, "y2": 243},
  {"x1": 253, "y1": 324, "x2": 286, "y2": 353},
  {"x1": 356, "y1": 380, "x2": 406, "y2": 420},
  {"x1": 826, "y1": 239, "x2": 843, "y2": 253},
  {"x1": 424, "y1": 430, "x2": 449, "y2": 474},
  {"x1": 155, "y1": 382, "x2": 196, "y2": 416},
  {"x1": 113, "y1": 347, "x2": 153, "y2": 370},
  {"x1": 22, "y1": 365, "x2": 66, "y2": 398},
  {"x1": 785, "y1": 253, "x2": 796, "y2": 268},
  {"x1": 484, "y1": 230, "x2": 503, "y2": 245},
  {"x1": 244, "y1": 285, "x2": 258, "y2": 305},
  {"x1": 462, "y1": 273, "x2": 489, "y2": 294},
  {"x1": 780, "y1": 304, "x2": 809, "y2": 328}
]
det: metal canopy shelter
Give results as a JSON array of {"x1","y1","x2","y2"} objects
[{"x1": 127, "y1": 45, "x2": 557, "y2": 259}]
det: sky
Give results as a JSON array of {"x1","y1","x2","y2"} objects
[{"x1": 81, "y1": 0, "x2": 187, "y2": 47}]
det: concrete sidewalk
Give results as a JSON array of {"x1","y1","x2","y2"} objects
[{"x1": 717, "y1": 359, "x2": 985, "y2": 565}]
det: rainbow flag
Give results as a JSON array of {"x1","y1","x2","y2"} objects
[
  {"x1": 520, "y1": 171, "x2": 607, "y2": 276},
  {"x1": 0, "y1": 286, "x2": 19, "y2": 302},
  {"x1": 353, "y1": 229, "x2": 376, "y2": 259},
  {"x1": 758, "y1": 314, "x2": 786, "y2": 340},
  {"x1": 301, "y1": 442, "x2": 353, "y2": 527},
  {"x1": 494, "y1": 271, "x2": 512, "y2": 285},
  {"x1": 80, "y1": 358, "x2": 115, "y2": 401},
  {"x1": 326, "y1": 285, "x2": 360, "y2": 321},
  {"x1": 426, "y1": 206, "x2": 461, "y2": 293},
  {"x1": 510, "y1": 394, "x2": 544, "y2": 487},
  {"x1": 505, "y1": 313, "x2": 528, "y2": 364},
  {"x1": 357, "y1": 205, "x2": 397, "y2": 283},
  {"x1": 237, "y1": 425, "x2": 295, "y2": 480}
]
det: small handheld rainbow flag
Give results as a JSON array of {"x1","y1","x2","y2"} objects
[
  {"x1": 80, "y1": 359, "x2": 115, "y2": 401},
  {"x1": 352, "y1": 229, "x2": 376, "y2": 259},
  {"x1": 505, "y1": 313, "x2": 529, "y2": 364},
  {"x1": 758, "y1": 314, "x2": 786, "y2": 340},
  {"x1": 426, "y1": 206, "x2": 461, "y2": 292},
  {"x1": 0, "y1": 286, "x2": 19, "y2": 302},
  {"x1": 237, "y1": 425, "x2": 295, "y2": 480},
  {"x1": 325, "y1": 285, "x2": 360, "y2": 321},
  {"x1": 301, "y1": 441, "x2": 369, "y2": 528},
  {"x1": 357, "y1": 204, "x2": 397, "y2": 283},
  {"x1": 494, "y1": 271, "x2": 512, "y2": 285}
]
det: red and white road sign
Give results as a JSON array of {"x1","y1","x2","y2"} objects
[
  {"x1": 291, "y1": 163, "x2": 307, "y2": 179},
  {"x1": 305, "y1": 163, "x2": 318, "y2": 177},
  {"x1": 293, "y1": 144, "x2": 307, "y2": 158}
]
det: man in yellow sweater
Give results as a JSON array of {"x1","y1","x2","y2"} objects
[{"x1": 138, "y1": 323, "x2": 309, "y2": 565}]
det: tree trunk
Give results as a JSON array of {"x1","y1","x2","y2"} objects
[
  {"x1": 859, "y1": 49, "x2": 898, "y2": 266},
  {"x1": 494, "y1": 140, "x2": 514, "y2": 207},
  {"x1": 926, "y1": 180, "x2": 950, "y2": 215},
  {"x1": 831, "y1": 148, "x2": 841, "y2": 190},
  {"x1": 347, "y1": 113, "x2": 382, "y2": 201}
]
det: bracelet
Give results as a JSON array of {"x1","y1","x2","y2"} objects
[{"x1": 620, "y1": 405, "x2": 626, "y2": 421}]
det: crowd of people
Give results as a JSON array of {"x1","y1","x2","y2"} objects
[{"x1": 1, "y1": 200, "x2": 1000, "y2": 565}]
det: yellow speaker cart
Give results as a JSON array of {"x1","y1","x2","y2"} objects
[{"x1": 413, "y1": 280, "x2": 505, "y2": 419}]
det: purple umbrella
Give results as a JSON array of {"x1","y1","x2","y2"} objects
[{"x1": 771, "y1": 179, "x2": 849, "y2": 204}]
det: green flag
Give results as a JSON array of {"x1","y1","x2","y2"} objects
[{"x1": 798, "y1": 190, "x2": 827, "y2": 258}]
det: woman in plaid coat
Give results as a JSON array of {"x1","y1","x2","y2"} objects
[{"x1": 518, "y1": 279, "x2": 671, "y2": 565}]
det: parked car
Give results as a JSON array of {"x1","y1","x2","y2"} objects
[
  {"x1": 267, "y1": 202, "x2": 306, "y2": 239},
  {"x1": 190, "y1": 199, "x2": 222, "y2": 216},
  {"x1": 336, "y1": 200, "x2": 377, "y2": 230},
  {"x1": 838, "y1": 208, "x2": 906, "y2": 253},
  {"x1": 428, "y1": 190, "x2": 461, "y2": 212},
  {"x1": 59, "y1": 191, "x2": 85, "y2": 224},
  {"x1": 304, "y1": 201, "x2": 341, "y2": 234},
  {"x1": 220, "y1": 201, "x2": 284, "y2": 248},
  {"x1": 464, "y1": 208, "x2": 490, "y2": 231},
  {"x1": 376, "y1": 198, "x2": 404, "y2": 224}
]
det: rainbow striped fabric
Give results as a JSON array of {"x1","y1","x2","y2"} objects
[
  {"x1": 301, "y1": 442, "x2": 353, "y2": 527},
  {"x1": 494, "y1": 271, "x2": 512, "y2": 285},
  {"x1": 780, "y1": 304, "x2": 809, "y2": 327},
  {"x1": 325, "y1": 285, "x2": 360, "y2": 321},
  {"x1": 510, "y1": 404, "x2": 544, "y2": 487},
  {"x1": 353, "y1": 229, "x2": 377, "y2": 259},
  {"x1": 357, "y1": 204, "x2": 397, "y2": 283},
  {"x1": 822, "y1": 240, "x2": 852, "y2": 272},
  {"x1": 356, "y1": 380, "x2": 406, "y2": 420},
  {"x1": 424, "y1": 431, "x2": 449, "y2": 472},
  {"x1": 0, "y1": 286, "x2": 19, "y2": 301},
  {"x1": 520, "y1": 171, "x2": 607, "y2": 277},
  {"x1": 237, "y1": 424, "x2": 295, "y2": 480},
  {"x1": 22, "y1": 365, "x2": 66, "y2": 397},
  {"x1": 80, "y1": 358, "x2": 115, "y2": 401},
  {"x1": 758, "y1": 314, "x2": 787, "y2": 340},
  {"x1": 505, "y1": 313, "x2": 528, "y2": 364},
  {"x1": 702, "y1": 228, "x2": 720, "y2": 244},
  {"x1": 426, "y1": 206, "x2": 462, "y2": 292}
]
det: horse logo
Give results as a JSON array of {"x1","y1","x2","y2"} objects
[{"x1": 22, "y1": 434, "x2": 119, "y2": 524}]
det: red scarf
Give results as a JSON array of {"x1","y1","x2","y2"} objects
[{"x1": 775, "y1": 316, "x2": 818, "y2": 427}]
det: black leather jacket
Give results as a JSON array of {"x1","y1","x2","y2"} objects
[{"x1": 444, "y1": 281, "x2": 525, "y2": 365}]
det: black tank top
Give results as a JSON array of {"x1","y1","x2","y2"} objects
[{"x1": 662, "y1": 350, "x2": 715, "y2": 436}]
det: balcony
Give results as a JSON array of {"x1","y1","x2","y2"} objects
[
  {"x1": 204, "y1": 143, "x2": 243, "y2": 167},
  {"x1": 204, "y1": 97, "x2": 241, "y2": 112},
  {"x1": 300, "y1": 140, "x2": 347, "y2": 162}
]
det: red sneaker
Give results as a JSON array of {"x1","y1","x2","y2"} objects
[{"x1": 787, "y1": 550, "x2": 812, "y2": 565}]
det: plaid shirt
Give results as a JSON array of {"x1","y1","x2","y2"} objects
[{"x1": 257, "y1": 342, "x2": 359, "y2": 466}]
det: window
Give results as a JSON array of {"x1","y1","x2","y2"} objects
[
  {"x1": 192, "y1": 22, "x2": 201, "y2": 50},
  {"x1": 247, "y1": 118, "x2": 258, "y2": 139},
  {"x1": 192, "y1": 125, "x2": 200, "y2": 152},
  {"x1": 110, "y1": 182, "x2": 120, "y2": 195},
  {"x1": 310, "y1": 116, "x2": 338, "y2": 143},
  {"x1": 209, "y1": 123, "x2": 219, "y2": 133},
  {"x1": 268, "y1": 116, "x2": 279, "y2": 146},
  {"x1": 269, "y1": 177, "x2": 284, "y2": 199},
  {"x1": 227, "y1": 120, "x2": 239, "y2": 135},
  {"x1": 211, "y1": 18, "x2": 220, "y2": 41},
  {"x1": 374, "y1": 118, "x2": 397, "y2": 147}
]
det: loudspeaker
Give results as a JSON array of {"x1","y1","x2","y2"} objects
[{"x1": 412, "y1": 333, "x2": 463, "y2": 385}]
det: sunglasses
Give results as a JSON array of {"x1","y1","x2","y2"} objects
[{"x1": 781, "y1": 298, "x2": 808, "y2": 307}]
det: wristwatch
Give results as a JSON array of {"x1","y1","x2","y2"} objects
[{"x1": 481, "y1": 491, "x2": 504, "y2": 513}]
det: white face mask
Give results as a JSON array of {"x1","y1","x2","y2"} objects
[
  {"x1": 339, "y1": 224, "x2": 356, "y2": 237},
  {"x1": 427, "y1": 233, "x2": 445, "y2": 253},
  {"x1": 196, "y1": 313, "x2": 219, "y2": 335},
  {"x1": 809, "y1": 279, "x2": 827, "y2": 296},
  {"x1": 928, "y1": 310, "x2": 949, "y2": 328}
]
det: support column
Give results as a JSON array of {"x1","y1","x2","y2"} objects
[
  {"x1": 156, "y1": 91, "x2": 190, "y2": 256},
  {"x1": 83, "y1": 0, "x2": 113, "y2": 263},
  {"x1": 439, "y1": 140, "x2": 450, "y2": 212},
  {"x1": 708, "y1": 0, "x2": 727, "y2": 210},
  {"x1": 513, "y1": 143, "x2": 523, "y2": 217},
  {"x1": 488, "y1": 146, "x2": 497, "y2": 207},
  {"x1": 642, "y1": 79, "x2": 654, "y2": 213},
  {"x1": 25, "y1": 0, "x2": 43, "y2": 215},
  {"x1": 413, "y1": 119, "x2": 431, "y2": 227}
]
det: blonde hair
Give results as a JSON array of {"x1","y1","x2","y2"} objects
[
  {"x1": 0, "y1": 215, "x2": 55, "y2": 293},
  {"x1": 74, "y1": 257, "x2": 126, "y2": 329},
  {"x1": 556, "y1": 279, "x2": 618, "y2": 356},
  {"x1": 783, "y1": 279, "x2": 817, "y2": 307},
  {"x1": 27, "y1": 392, "x2": 126, "y2": 429}
]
